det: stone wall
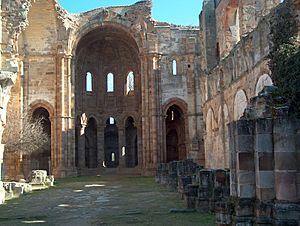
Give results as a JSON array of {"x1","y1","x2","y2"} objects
[
  {"x1": 3, "y1": 0, "x2": 205, "y2": 178},
  {"x1": 156, "y1": 160, "x2": 230, "y2": 212},
  {"x1": 201, "y1": 0, "x2": 297, "y2": 169}
]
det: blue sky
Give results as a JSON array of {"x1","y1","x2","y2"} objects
[{"x1": 58, "y1": 0, "x2": 202, "y2": 26}]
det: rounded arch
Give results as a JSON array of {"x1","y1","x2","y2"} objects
[
  {"x1": 85, "y1": 117, "x2": 98, "y2": 168},
  {"x1": 86, "y1": 113, "x2": 98, "y2": 125},
  {"x1": 255, "y1": 74, "x2": 273, "y2": 96},
  {"x1": 162, "y1": 98, "x2": 188, "y2": 116},
  {"x1": 234, "y1": 89, "x2": 248, "y2": 120},
  {"x1": 165, "y1": 103, "x2": 187, "y2": 163},
  {"x1": 70, "y1": 22, "x2": 144, "y2": 57},
  {"x1": 120, "y1": 113, "x2": 139, "y2": 127},
  {"x1": 29, "y1": 100, "x2": 54, "y2": 119}
]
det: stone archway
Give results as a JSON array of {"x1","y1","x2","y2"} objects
[
  {"x1": 125, "y1": 117, "x2": 138, "y2": 168},
  {"x1": 104, "y1": 117, "x2": 119, "y2": 168},
  {"x1": 29, "y1": 107, "x2": 51, "y2": 174},
  {"x1": 234, "y1": 89, "x2": 248, "y2": 120},
  {"x1": 74, "y1": 25, "x2": 141, "y2": 172},
  {"x1": 85, "y1": 118, "x2": 98, "y2": 168},
  {"x1": 165, "y1": 105, "x2": 186, "y2": 163}
]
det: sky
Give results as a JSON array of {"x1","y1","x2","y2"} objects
[{"x1": 58, "y1": 0, "x2": 203, "y2": 26}]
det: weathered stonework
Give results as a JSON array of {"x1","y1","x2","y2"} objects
[
  {"x1": 2, "y1": 0, "x2": 203, "y2": 178},
  {"x1": 0, "y1": 0, "x2": 298, "y2": 222}
]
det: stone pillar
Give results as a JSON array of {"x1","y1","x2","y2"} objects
[
  {"x1": 234, "y1": 120, "x2": 256, "y2": 224},
  {"x1": 118, "y1": 127, "x2": 125, "y2": 168},
  {"x1": 236, "y1": 120, "x2": 255, "y2": 198},
  {"x1": 228, "y1": 122, "x2": 237, "y2": 197},
  {"x1": 78, "y1": 113, "x2": 87, "y2": 169},
  {"x1": 97, "y1": 124, "x2": 104, "y2": 168},
  {"x1": 254, "y1": 118, "x2": 275, "y2": 225},
  {"x1": 273, "y1": 118, "x2": 300, "y2": 225},
  {"x1": 255, "y1": 118, "x2": 275, "y2": 200},
  {"x1": 0, "y1": 144, "x2": 4, "y2": 181},
  {"x1": 273, "y1": 118, "x2": 297, "y2": 201}
]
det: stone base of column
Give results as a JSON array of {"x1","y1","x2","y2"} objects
[
  {"x1": 52, "y1": 166, "x2": 78, "y2": 178},
  {"x1": 0, "y1": 181, "x2": 5, "y2": 204},
  {"x1": 273, "y1": 202, "x2": 300, "y2": 226}
]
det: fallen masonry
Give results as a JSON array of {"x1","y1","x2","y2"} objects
[
  {"x1": 1, "y1": 170, "x2": 54, "y2": 203},
  {"x1": 156, "y1": 159, "x2": 300, "y2": 226}
]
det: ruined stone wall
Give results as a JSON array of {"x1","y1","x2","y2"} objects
[
  {"x1": 2, "y1": 0, "x2": 204, "y2": 177},
  {"x1": 200, "y1": 1, "x2": 291, "y2": 169},
  {"x1": 226, "y1": 115, "x2": 300, "y2": 225},
  {"x1": 214, "y1": 0, "x2": 280, "y2": 58}
]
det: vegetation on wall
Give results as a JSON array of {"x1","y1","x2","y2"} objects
[{"x1": 269, "y1": 4, "x2": 300, "y2": 117}]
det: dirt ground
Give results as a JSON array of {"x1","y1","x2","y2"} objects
[{"x1": 0, "y1": 176, "x2": 216, "y2": 226}]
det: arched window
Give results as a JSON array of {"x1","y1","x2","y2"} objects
[
  {"x1": 111, "y1": 153, "x2": 116, "y2": 162},
  {"x1": 108, "y1": 117, "x2": 115, "y2": 125},
  {"x1": 107, "y1": 73, "x2": 114, "y2": 92},
  {"x1": 86, "y1": 72, "x2": 92, "y2": 92},
  {"x1": 126, "y1": 71, "x2": 135, "y2": 95},
  {"x1": 172, "y1": 60, "x2": 177, "y2": 76}
]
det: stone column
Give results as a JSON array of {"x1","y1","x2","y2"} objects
[
  {"x1": 78, "y1": 113, "x2": 87, "y2": 169},
  {"x1": 274, "y1": 118, "x2": 297, "y2": 201},
  {"x1": 118, "y1": 127, "x2": 125, "y2": 168},
  {"x1": 97, "y1": 123, "x2": 104, "y2": 169},
  {"x1": 254, "y1": 118, "x2": 275, "y2": 224},
  {"x1": 234, "y1": 120, "x2": 256, "y2": 223},
  {"x1": 0, "y1": 70, "x2": 18, "y2": 204}
]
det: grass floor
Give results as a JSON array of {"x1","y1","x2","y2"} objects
[{"x1": 0, "y1": 176, "x2": 216, "y2": 226}]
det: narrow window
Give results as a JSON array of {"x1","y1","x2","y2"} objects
[
  {"x1": 111, "y1": 153, "x2": 116, "y2": 162},
  {"x1": 171, "y1": 111, "x2": 175, "y2": 121},
  {"x1": 86, "y1": 72, "x2": 92, "y2": 92},
  {"x1": 107, "y1": 72, "x2": 114, "y2": 92},
  {"x1": 109, "y1": 117, "x2": 115, "y2": 125},
  {"x1": 126, "y1": 71, "x2": 134, "y2": 94},
  {"x1": 172, "y1": 60, "x2": 177, "y2": 76}
]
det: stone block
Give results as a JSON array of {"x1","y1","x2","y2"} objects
[
  {"x1": 29, "y1": 170, "x2": 48, "y2": 184},
  {"x1": 273, "y1": 118, "x2": 295, "y2": 134},
  {"x1": 256, "y1": 152, "x2": 274, "y2": 171},
  {"x1": 273, "y1": 133, "x2": 295, "y2": 153},
  {"x1": 274, "y1": 152, "x2": 297, "y2": 171},
  {"x1": 216, "y1": 212, "x2": 231, "y2": 225},
  {"x1": 237, "y1": 135, "x2": 254, "y2": 153},
  {"x1": 238, "y1": 153, "x2": 255, "y2": 171},
  {"x1": 275, "y1": 172, "x2": 297, "y2": 201},
  {"x1": 184, "y1": 184, "x2": 199, "y2": 209},
  {"x1": 199, "y1": 169, "x2": 214, "y2": 188},
  {"x1": 238, "y1": 184, "x2": 255, "y2": 198},
  {"x1": 254, "y1": 200, "x2": 273, "y2": 225},
  {"x1": 215, "y1": 169, "x2": 228, "y2": 187},
  {"x1": 235, "y1": 120, "x2": 255, "y2": 136},
  {"x1": 273, "y1": 202, "x2": 300, "y2": 225},
  {"x1": 238, "y1": 172, "x2": 255, "y2": 185},
  {"x1": 256, "y1": 171, "x2": 274, "y2": 189},
  {"x1": 256, "y1": 188, "x2": 275, "y2": 201},
  {"x1": 255, "y1": 134, "x2": 273, "y2": 153},
  {"x1": 235, "y1": 198, "x2": 255, "y2": 217},
  {"x1": 0, "y1": 182, "x2": 5, "y2": 204},
  {"x1": 256, "y1": 118, "x2": 273, "y2": 134}
]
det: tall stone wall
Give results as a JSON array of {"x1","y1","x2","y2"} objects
[
  {"x1": 201, "y1": 0, "x2": 297, "y2": 169},
  {"x1": 2, "y1": 0, "x2": 205, "y2": 178},
  {"x1": 226, "y1": 114, "x2": 300, "y2": 225}
]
